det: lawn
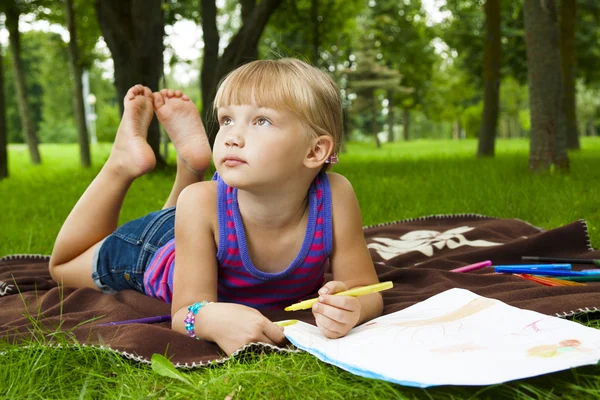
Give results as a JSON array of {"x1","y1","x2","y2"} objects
[{"x1": 1, "y1": 138, "x2": 600, "y2": 399}]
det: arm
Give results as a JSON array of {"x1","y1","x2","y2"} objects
[
  {"x1": 311, "y1": 173, "x2": 383, "y2": 338},
  {"x1": 171, "y1": 183, "x2": 286, "y2": 355}
]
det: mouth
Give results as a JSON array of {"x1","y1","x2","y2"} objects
[{"x1": 222, "y1": 155, "x2": 246, "y2": 167}]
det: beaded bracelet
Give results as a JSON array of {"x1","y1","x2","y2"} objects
[{"x1": 184, "y1": 301, "x2": 212, "y2": 339}]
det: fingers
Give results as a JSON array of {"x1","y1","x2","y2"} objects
[
  {"x1": 318, "y1": 293, "x2": 360, "y2": 312},
  {"x1": 318, "y1": 280, "x2": 348, "y2": 295},
  {"x1": 312, "y1": 296, "x2": 360, "y2": 338},
  {"x1": 262, "y1": 320, "x2": 287, "y2": 345}
]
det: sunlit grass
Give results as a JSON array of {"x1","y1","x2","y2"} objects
[{"x1": 1, "y1": 137, "x2": 600, "y2": 398}]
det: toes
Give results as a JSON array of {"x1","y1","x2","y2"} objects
[
  {"x1": 167, "y1": 89, "x2": 175, "y2": 97},
  {"x1": 174, "y1": 90, "x2": 182, "y2": 97},
  {"x1": 143, "y1": 86, "x2": 153, "y2": 98},
  {"x1": 152, "y1": 92, "x2": 165, "y2": 109},
  {"x1": 160, "y1": 89, "x2": 168, "y2": 97},
  {"x1": 182, "y1": 94, "x2": 190, "y2": 101},
  {"x1": 126, "y1": 84, "x2": 145, "y2": 101}
]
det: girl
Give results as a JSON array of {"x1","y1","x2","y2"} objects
[{"x1": 49, "y1": 58, "x2": 383, "y2": 355}]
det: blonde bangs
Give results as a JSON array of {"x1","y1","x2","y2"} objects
[{"x1": 214, "y1": 60, "x2": 316, "y2": 119}]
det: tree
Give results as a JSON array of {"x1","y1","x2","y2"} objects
[
  {"x1": 0, "y1": 30, "x2": 7, "y2": 179},
  {"x1": 3, "y1": 0, "x2": 41, "y2": 164},
  {"x1": 523, "y1": 0, "x2": 568, "y2": 171},
  {"x1": 559, "y1": 0, "x2": 579, "y2": 150},
  {"x1": 477, "y1": 0, "x2": 501, "y2": 157},
  {"x1": 369, "y1": 0, "x2": 435, "y2": 142},
  {"x1": 95, "y1": 0, "x2": 165, "y2": 165},
  {"x1": 65, "y1": 0, "x2": 91, "y2": 167},
  {"x1": 345, "y1": 49, "x2": 406, "y2": 147},
  {"x1": 200, "y1": 0, "x2": 284, "y2": 143},
  {"x1": 262, "y1": 0, "x2": 364, "y2": 67}
]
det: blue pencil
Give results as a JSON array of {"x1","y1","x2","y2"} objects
[
  {"x1": 494, "y1": 263, "x2": 572, "y2": 270},
  {"x1": 495, "y1": 268, "x2": 600, "y2": 277}
]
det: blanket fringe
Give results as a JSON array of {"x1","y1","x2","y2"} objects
[
  {"x1": 578, "y1": 219, "x2": 595, "y2": 251},
  {"x1": 555, "y1": 306, "x2": 600, "y2": 319},
  {"x1": 363, "y1": 213, "x2": 499, "y2": 229},
  {"x1": 0, "y1": 254, "x2": 51, "y2": 262},
  {"x1": 0, "y1": 341, "x2": 302, "y2": 368}
]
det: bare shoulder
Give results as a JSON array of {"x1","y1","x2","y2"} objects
[
  {"x1": 326, "y1": 172, "x2": 357, "y2": 207},
  {"x1": 178, "y1": 181, "x2": 217, "y2": 206},
  {"x1": 176, "y1": 181, "x2": 218, "y2": 227}
]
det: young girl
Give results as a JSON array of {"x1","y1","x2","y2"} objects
[{"x1": 49, "y1": 58, "x2": 383, "y2": 355}]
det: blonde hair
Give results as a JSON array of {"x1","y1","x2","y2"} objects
[{"x1": 213, "y1": 58, "x2": 342, "y2": 170}]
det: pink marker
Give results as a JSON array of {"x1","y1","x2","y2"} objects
[{"x1": 450, "y1": 260, "x2": 493, "y2": 273}]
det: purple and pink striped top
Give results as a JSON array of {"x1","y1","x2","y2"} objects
[{"x1": 143, "y1": 172, "x2": 333, "y2": 309}]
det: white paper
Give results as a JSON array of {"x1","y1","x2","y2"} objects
[{"x1": 283, "y1": 288, "x2": 600, "y2": 387}]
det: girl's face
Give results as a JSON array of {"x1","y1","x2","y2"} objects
[{"x1": 213, "y1": 104, "x2": 312, "y2": 189}]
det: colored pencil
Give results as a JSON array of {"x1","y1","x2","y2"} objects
[
  {"x1": 450, "y1": 260, "x2": 492, "y2": 273},
  {"x1": 97, "y1": 314, "x2": 171, "y2": 327},
  {"x1": 522, "y1": 256, "x2": 600, "y2": 267},
  {"x1": 285, "y1": 281, "x2": 394, "y2": 311},
  {"x1": 514, "y1": 274, "x2": 586, "y2": 287}
]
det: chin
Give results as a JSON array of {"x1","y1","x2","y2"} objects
[{"x1": 216, "y1": 168, "x2": 249, "y2": 189}]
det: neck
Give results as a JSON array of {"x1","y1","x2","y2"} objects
[{"x1": 237, "y1": 174, "x2": 317, "y2": 230}]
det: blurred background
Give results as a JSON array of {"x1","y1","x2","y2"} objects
[{"x1": 0, "y1": 0, "x2": 598, "y2": 177}]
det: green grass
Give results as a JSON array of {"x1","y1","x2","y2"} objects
[{"x1": 1, "y1": 138, "x2": 600, "y2": 399}]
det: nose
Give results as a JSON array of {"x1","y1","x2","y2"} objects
[{"x1": 224, "y1": 127, "x2": 244, "y2": 148}]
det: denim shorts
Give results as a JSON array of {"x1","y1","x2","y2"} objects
[{"x1": 91, "y1": 206, "x2": 176, "y2": 294}]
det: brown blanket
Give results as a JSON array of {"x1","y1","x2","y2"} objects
[{"x1": 2, "y1": 215, "x2": 600, "y2": 367}]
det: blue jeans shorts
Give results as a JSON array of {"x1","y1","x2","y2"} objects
[{"x1": 91, "y1": 206, "x2": 176, "y2": 294}]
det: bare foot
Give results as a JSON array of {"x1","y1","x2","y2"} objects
[
  {"x1": 107, "y1": 85, "x2": 156, "y2": 179},
  {"x1": 153, "y1": 89, "x2": 212, "y2": 173}
]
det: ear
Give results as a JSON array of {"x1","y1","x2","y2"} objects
[{"x1": 304, "y1": 136, "x2": 334, "y2": 169}]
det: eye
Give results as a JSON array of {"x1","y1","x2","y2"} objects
[
  {"x1": 256, "y1": 117, "x2": 272, "y2": 127},
  {"x1": 219, "y1": 116, "x2": 232, "y2": 126}
]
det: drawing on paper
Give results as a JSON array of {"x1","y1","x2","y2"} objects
[{"x1": 283, "y1": 288, "x2": 600, "y2": 388}]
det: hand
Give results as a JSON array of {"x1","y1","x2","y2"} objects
[
  {"x1": 198, "y1": 303, "x2": 287, "y2": 356},
  {"x1": 312, "y1": 281, "x2": 361, "y2": 339}
]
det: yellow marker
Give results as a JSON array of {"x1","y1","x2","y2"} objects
[
  {"x1": 274, "y1": 319, "x2": 299, "y2": 327},
  {"x1": 284, "y1": 281, "x2": 393, "y2": 311}
]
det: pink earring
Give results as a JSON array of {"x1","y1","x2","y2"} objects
[{"x1": 325, "y1": 153, "x2": 339, "y2": 164}]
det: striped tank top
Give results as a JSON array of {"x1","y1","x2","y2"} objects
[{"x1": 143, "y1": 172, "x2": 333, "y2": 309}]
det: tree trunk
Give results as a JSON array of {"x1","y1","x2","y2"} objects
[
  {"x1": 5, "y1": 4, "x2": 41, "y2": 164},
  {"x1": 370, "y1": 92, "x2": 380, "y2": 148},
  {"x1": 200, "y1": 0, "x2": 220, "y2": 140},
  {"x1": 524, "y1": 0, "x2": 569, "y2": 171},
  {"x1": 239, "y1": 0, "x2": 258, "y2": 60},
  {"x1": 402, "y1": 108, "x2": 410, "y2": 141},
  {"x1": 65, "y1": 0, "x2": 91, "y2": 167},
  {"x1": 95, "y1": 0, "x2": 165, "y2": 166},
  {"x1": 589, "y1": 121, "x2": 597, "y2": 137},
  {"x1": 387, "y1": 89, "x2": 395, "y2": 141},
  {"x1": 559, "y1": 0, "x2": 579, "y2": 150},
  {"x1": 0, "y1": 40, "x2": 7, "y2": 179},
  {"x1": 477, "y1": 0, "x2": 501, "y2": 157},
  {"x1": 311, "y1": 0, "x2": 320, "y2": 65},
  {"x1": 452, "y1": 119, "x2": 460, "y2": 140},
  {"x1": 200, "y1": 0, "x2": 284, "y2": 145}
]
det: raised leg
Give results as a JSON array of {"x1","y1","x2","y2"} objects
[
  {"x1": 49, "y1": 85, "x2": 156, "y2": 289},
  {"x1": 153, "y1": 89, "x2": 212, "y2": 209}
]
